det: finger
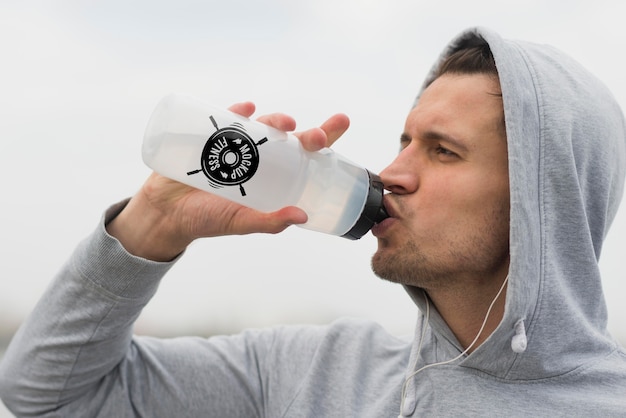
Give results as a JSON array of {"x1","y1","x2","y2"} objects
[
  {"x1": 294, "y1": 113, "x2": 351, "y2": 151},
  {"x1": 256, "y1": 112, "x2": 297, "y2": 132},
  {"x1": 296, "y1": 127, "x2": 328, "y2": 152},
  {"x1": 228, "y1": 101, "x2": 256, "y2": 118},
  {"x1": 319, "y1": 113, "x2": 350, "y2": 147}
]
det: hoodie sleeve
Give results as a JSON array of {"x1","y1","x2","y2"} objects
[{"x1": 0, "y1": 203, "x2": 275, "y2": 417}]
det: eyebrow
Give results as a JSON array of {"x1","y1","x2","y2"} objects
[{"x1": 400, "y1": 130, "x2": 470, "y2": 152}]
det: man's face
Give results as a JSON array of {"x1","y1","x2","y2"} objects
[{"x1": 371, "y1": 73, "x2": 510, "y2": 290}]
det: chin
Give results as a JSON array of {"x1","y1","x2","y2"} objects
[
  {"x1": 370, "y1": 238, "x2": 426, "y2": 287},
  {"x1": 370, "y1": 248, "x2": 401, "y2": 284}
]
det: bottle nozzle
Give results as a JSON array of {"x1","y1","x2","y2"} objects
[
  {"x1": 342, "y1": 170, "x2": 387, "y2": 240},
  {"x1": 375, "y1": 203, "x2": 389, "y2": 223}
]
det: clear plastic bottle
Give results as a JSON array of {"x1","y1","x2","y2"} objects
[{"x1": 142, "y1": 94, "x2": 388, "y2": 239}]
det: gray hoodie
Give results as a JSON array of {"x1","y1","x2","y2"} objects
[{"x1": 1, "y1": 27, "x2": 625, "y2": 417}]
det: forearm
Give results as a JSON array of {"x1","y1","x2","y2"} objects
[{"x1": 0, "y1": 202, "x2": 176, "y2": 416}]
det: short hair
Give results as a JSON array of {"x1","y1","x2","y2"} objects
[{"x1": 436, "y1": 43, "x2": 498, "y2": 78}]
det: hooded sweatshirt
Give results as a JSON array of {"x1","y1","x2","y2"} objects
[{"x1": 1, "y1": 27, "x2": 625, "y2": 417}]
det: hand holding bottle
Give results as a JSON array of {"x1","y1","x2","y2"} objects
[
  {"x1": 106, "y1": 101, "x2": 351, "y2": 262},
  {"x1": 142, "y1": 95, "x2": 387, "y2": 240}
]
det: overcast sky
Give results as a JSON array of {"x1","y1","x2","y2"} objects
[{"x1": 1, "y1": 0, "x2": 625, "y2": 344}]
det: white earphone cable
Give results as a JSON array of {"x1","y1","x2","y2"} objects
[{"x1": 399, "y1": 275, "x2": 509, "y2": 416}]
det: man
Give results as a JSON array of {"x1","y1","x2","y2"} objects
[{"x1": 1, "y1": 27, "x2": 625, "y2": 417}]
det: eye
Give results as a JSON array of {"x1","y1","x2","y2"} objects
[
  {"x1": 435, "y1": 145, "x2": 458, "y2": 158},
  {"x1": 399, "y1": 134, "x2": 411, "y2": 151}
]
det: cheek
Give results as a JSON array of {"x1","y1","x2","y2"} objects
[
  {"x1": 459, "y1": 175, "x2": 511, "y2": 230},
  {"x1": 427, "y1": 172, "x2": 509, "y2": 222}
]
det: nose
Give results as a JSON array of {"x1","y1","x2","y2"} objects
[{"x1": 379, "y1": 146, "x2": 419, "y2": 195}]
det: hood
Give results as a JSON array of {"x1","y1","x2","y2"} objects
[{"x1": 405, "y1": 27, "x2": 626, "y2": 380}]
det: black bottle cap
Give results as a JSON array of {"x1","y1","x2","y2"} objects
[{"x1": 342, "y1": 170, "x2": 389, "y2": 240}]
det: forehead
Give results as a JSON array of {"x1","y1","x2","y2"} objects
[{"x1": 406, "y1": 73, "x2": 506, "y2": 146}]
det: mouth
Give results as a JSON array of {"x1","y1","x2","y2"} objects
[
  {"x1": 381, "y1": 194, "x2": 396, "y2": 218},
  {"x1": 371, "y1": 195, "x2": 396, "y2": 237}
]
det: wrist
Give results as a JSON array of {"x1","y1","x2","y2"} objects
[{"x1": 105, "y1": 194, "x2": 191, "y2": 262}]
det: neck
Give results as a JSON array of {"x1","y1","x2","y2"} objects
[{"x1": 426, "y1": 271, "x2": 508, "y2": 353}]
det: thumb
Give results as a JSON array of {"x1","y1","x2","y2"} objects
[
  {"x1": 262, "y1": 206, "x2": 308, "y2": 233},
  {"x1": 238, "y1": 206, "x2": 308, "y2": 235}
]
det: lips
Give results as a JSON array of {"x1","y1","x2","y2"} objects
[
  {"x1": 371, "y1": 195, "x2": 396, "y2": 237},
  {"x1": 380, "y1": 194, "x2": 397, "y2": 219}
]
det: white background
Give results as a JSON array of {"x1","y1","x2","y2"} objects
[{"x1": 1, "y1": 2, "x2": 625, "y2": 413}]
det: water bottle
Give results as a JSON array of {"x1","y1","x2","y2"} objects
[{"x1": 142, "y1": 94, "x2": 388, "y2": 239}]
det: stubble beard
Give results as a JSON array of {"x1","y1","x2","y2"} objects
[
  {"x1": 371, "y1": 238, "x2": 448, "y2": 289},
  {"x1": 370, "y1": 208, "x2": 510, "y2": 290}
]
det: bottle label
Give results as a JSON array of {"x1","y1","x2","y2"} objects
[{"x1": 187, "y1": 115, "x2": 267, "y2": 196}]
